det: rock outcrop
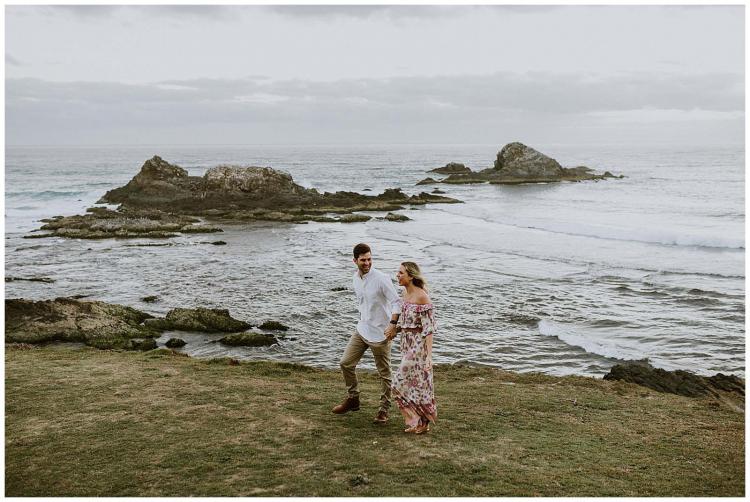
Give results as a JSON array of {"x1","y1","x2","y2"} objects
[
  {"x1": 603, "y1": 362, "x2": 744, "y2": 398},
  {"x1": 26, "y1": 207, "x2": 221, "y2": 240},
  {"x1": 5, "y1": 297, "x2": 158, "y2": 349},
  {"x1": 417, "y1": 142, "x2": 622, "y2": 185},
  {"x1": 98, "y1": 156, "x2": 461, "y2": 221},
  {"x1": 5, "y1": 298, "x2": 258, "y2": 350},
  {"x1": 146, "y1": 307, "x2": 252, "y2": 333},
  {"x1": 28, "y1": 156, "x2": 462, "y2": 239}
]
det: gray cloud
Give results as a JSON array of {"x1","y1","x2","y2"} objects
[
  {"x1": 27, "y1": 5, "x2": 240, "y2": 21},
  {"x1": 264, "y1": 5, "x2": 562, "y2": 19},
  {"x1": 9, "y1": 72, "x2": 741, "y2": 112},
  {"x1": 6, "y1": 72, "x2": 743, "y2": 145}
]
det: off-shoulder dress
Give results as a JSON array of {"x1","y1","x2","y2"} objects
[{"x1": 392, "y1": 300, "x2": 437, "y2": 426}]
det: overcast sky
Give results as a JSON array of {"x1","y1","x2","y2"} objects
[{"x1": 5, "y1": 5, "x2": 745, "y2": 146}]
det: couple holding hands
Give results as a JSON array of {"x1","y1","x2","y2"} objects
[{"x1": 332, "y1": 243, "x2": 437, "y2": 435}]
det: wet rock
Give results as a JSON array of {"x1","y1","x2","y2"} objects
[
  {"x1": 142, "y1": 295, "x2": 159, "y2": 303},
  {"x1": 5, "y1": 276, "x2": 55, "y2": 283},
  {"x1": 331, "y1": 286, "x2": 348, "y2": 292},
  {"x1": 603, "y1": 362, "x2": 745, "y2": 398},
  {"x1": 384, "y1": 212, "x2": 410, "y2": 222},
  {"x1": 432, "y1": 189, "x2": 446, "y2": 194},
  {"x1": 165, "y1": 337, "x2": 187, "y2": 348},
  {"x1": 27, "y1": 206, "x2": 221, "y2": 240},
  {"x1": 150, "y1": 308, "x2": 253, "y2": 333},
  {"x1": 416, "y1": 177, "x2": 439, "y2": 186},
  {"x1": 259, "y1": 320, "x2": 289, "y2": 331},
  {"x1": 429, "y1": 162, "x2": 472, "y2": 174},
  {"x1": 219, "y1": 332, "x2": 278, "y2": 347},
  {"x1": 210, "y1": 241, "x2": 227, "y2": 245},
  {"x1": 340, "y1": 214, "x2": 371, "y2": 223},
  {"x1": 5, "y1": 297, "x2": 157, "y2": 349}
]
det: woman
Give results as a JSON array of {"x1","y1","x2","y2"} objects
[{"x1": 388, "y1": 261, "x2": 437, "y2": 434}]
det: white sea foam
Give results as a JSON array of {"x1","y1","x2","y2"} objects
[{"x1": 537, "y1": 319, "x2": 650, "y2": 362}]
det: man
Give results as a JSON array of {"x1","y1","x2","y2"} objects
[{"x1": 332, "y1": 243, "x2": 400, "y2": 424}]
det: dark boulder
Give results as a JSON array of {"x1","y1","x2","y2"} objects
[
  {"x1": 384, "y1": 212, "x2": 410, "y2": 222},
  {"x1": 219, "y1": 332, "x2": 278, "y2": 347},
  {"x1": 165, "y1": 338, "x2": 187, "y2": 348},
  {"x1": 603, "y1": 362, "x2": 745, "y2": 398},
  {"x1": 259, "y1": 320, "x2": 289, "y2": 331},
  {"x1": 150, "y1": 308, "x2": 252, "y2": 333}
]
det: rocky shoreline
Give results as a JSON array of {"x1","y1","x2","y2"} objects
[
  {"x1": 5, "y1": 297, "x2": 743, "y2": 401},
  {"x1": 5, "y1": 297, "x2": 284, "y2": 350}
]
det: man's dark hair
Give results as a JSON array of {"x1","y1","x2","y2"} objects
[{"x1": 353, "y1": 243, "x2": 371, "y2": 259}]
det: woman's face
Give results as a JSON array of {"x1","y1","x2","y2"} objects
[{"x1": 396, "y1": 265, "x2": 411, "y2": 287}]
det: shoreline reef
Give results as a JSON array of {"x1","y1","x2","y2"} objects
[
  {"x1": 26, "y1": 155, "x2": 460, "y2": 240},
  {"x1": 5, "y1": 344, "x2": 744, "y2": 496}
]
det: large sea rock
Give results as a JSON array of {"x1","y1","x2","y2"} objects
[
  {"x1": 492, "y1": 142, "x2": 565, "y2": 178},
  {"x1": 417, "y1": 142, "x2": 622, "y2": 185},
  {"x1": 99, "y1": 156, "x2": 461, "y2": 218}
]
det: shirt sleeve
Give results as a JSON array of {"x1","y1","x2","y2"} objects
[{"x1": 380, "y1": 273, "x2": 401, "y2": 316}]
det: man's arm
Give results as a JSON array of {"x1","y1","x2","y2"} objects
[{"x1": 382, "y1": 273, "x2": 401, "y2": 340}]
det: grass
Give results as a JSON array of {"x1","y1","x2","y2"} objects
[{"x1": 5, "y1": 345, "x2": 745, "y2": 496}]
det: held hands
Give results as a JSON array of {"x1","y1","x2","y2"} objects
[{"x1": 384, "y1": 324, "x2": 398, "y2": 341}]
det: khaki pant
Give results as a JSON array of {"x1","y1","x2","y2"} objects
[{"x1": 340, "y1": 331, "x2": 392, "y2": 411}]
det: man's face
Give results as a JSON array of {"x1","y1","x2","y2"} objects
[{"x1": 354, "y1": 252, "x2": 372, "y2": 275}]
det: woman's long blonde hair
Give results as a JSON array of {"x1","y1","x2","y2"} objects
[{"x1": 401, "y1": 261, "x2": 428, "y2": 292}]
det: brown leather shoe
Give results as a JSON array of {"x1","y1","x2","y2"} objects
[
  {"x1": 332, "y1": 396, "x2": 360, "y2": 414},
  {"x1": 373, "y1": 409, "x2": 388, "y2": 424}
]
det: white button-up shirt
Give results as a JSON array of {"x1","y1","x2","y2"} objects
[{"x1": 352, "y1": 267, "x2": 401, "y2": 343}]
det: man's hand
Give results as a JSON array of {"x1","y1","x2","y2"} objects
[{"x1": 384, "y1": 325, "x2": 397, "y2": 341}]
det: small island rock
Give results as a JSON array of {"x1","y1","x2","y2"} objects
[{"x1": 428, "y1": 162, "x2": 472, "y2": 175}]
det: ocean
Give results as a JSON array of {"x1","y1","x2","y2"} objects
[{"x1": 4, "y1": 144, "x2": 745, "y2": 377}]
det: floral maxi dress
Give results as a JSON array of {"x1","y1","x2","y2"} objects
[{"x1": 392, "y1": 301, "x2": 437, "y2": 425}]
